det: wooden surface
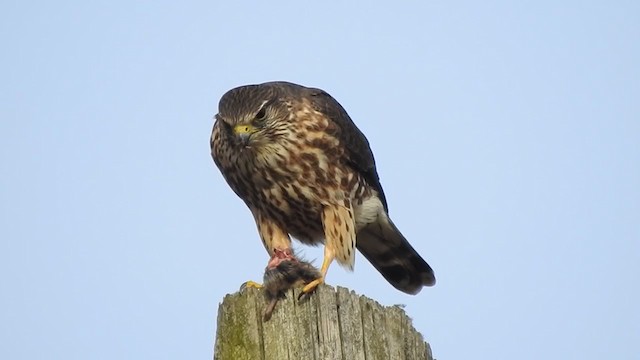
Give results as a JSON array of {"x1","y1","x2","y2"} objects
[{"x1": 214, "y1": 284, "x2": 433, "y2": 360}]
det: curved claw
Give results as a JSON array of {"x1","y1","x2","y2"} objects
[{"x1": 297, "y1": 277, "x2": 324, "y2": 301}]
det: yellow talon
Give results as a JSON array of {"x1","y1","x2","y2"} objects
[
  {"x1": 240, "y1": 281, "x2": 263, "y2": 290},
  {"x1": 301, "y1": 277, "x2": 324, "y2": 293},
  {"x1": 298, "y1": 243, "x2": 333, "y2": 299}
]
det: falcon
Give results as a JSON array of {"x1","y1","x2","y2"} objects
[{"x1": 210, "y1": 81, "x2": 435, "y2": 296}]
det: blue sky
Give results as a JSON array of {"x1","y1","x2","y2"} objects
[{"x1": 1, "y1": 1, "x2": 638, "y2": 359}]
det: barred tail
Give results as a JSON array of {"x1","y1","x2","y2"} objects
[{"x1": 356, "y1": 215, "x2": 435, "y2": 294}]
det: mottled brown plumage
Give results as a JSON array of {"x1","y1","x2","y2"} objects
[{"x1": 210, "y1": 81, "x2": 435, "y2": 295}]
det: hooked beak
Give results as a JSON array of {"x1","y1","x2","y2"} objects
[{"x1": 233, "y1": 124, "x2": 255, "y2": 146}]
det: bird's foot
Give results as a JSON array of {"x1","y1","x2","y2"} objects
[
  {"x1": 297, "y1": 276, "x2": 324, "y2": 300},
  {"x1": 240, "y1": 280, "x2": 263, "y2": 290}
]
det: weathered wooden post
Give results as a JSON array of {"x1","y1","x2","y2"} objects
[{"x1": 214, "y1": 284, "x2": 434, "y2": 360}]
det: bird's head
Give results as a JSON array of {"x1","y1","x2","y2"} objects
[{"x1": 215, "y1": 83, "x2": 293, "y2": 150}]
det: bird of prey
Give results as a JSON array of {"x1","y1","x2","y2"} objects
[{"x1": 210, "y1": 81, "x2": 435, "y2": 296}]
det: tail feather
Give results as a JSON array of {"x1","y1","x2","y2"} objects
[{"x1": 356, "y1": 216, "x2": 435, "y2": 294}]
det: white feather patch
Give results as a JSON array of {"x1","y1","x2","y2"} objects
[{"x1": 353, "y1": 196, "x2": 385, "y2": 231}]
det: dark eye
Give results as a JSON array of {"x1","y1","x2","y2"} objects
[
  {"x1": 217, "y1": 119, "x2": 233, "y2": 133},
  {"x1": 254, "y1": 108, "x2": 267, "y2": 124}
]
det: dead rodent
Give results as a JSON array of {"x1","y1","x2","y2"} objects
[{"x1": 262, "y1": 257, "x2": 321, "y2": 321}]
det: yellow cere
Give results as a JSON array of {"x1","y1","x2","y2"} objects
[{"x1": 233, "y1": 124, "x2": 256, "y2": 135}]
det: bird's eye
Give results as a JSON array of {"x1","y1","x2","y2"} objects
[
  {"x1": 218, "y1": 119, "x2": 232, "y2": 133},
  {"x1": 254, "y1": 107, "x2": 267, "y2": 125}
]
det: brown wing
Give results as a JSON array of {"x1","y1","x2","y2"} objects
[{"x1": 306, "y1": 87, "x2": 389, "y2": 212}]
